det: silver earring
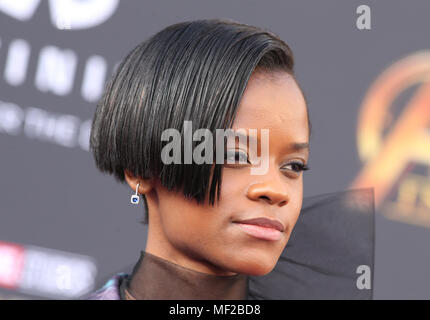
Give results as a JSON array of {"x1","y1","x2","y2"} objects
[{"x1": 130, "y1": 182, "x2": 140, "y2": 204}]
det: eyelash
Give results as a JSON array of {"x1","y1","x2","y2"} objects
[
  {"x1": 224, "y1": 151, "x2": 309, "y2": 174},
  {"x1": 224, "y1": 150, "x2": 251, "y2": 164},
  {"x1": 281, "y1": 162, "x2": 309, "y2": 173}
]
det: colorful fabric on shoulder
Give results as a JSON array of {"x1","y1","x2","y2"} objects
[{"x1": 84, "y1": 273, "x2": 128, "y2": 300}]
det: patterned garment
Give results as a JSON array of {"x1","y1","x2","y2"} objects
[{"x1": 84, "y1": 273, "x2": 128, "y2": 300}]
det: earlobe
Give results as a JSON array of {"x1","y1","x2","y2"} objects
[{"x1": 124, "y1": 169, "x2": 154, "y2": 195}]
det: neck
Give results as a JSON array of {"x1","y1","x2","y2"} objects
[{"x1": 121, "y1": 250, "x2": 249, "y2": 300}]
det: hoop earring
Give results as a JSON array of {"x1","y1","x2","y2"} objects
[{"x1": 130, "y1": 182, "x2": 140, "y2": 204}]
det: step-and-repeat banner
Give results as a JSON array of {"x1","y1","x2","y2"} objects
[{"x1": 0, "y1": 0, "x2": 429, "y2": 299}]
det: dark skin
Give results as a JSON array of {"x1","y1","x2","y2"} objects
[{"x1": 124, "y1": 70, "x2": 309, "y2": 276}]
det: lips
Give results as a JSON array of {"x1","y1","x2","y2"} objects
[
  {"x1": 233, "y1": 217, "x2": 285, "y2": 241},
  {"x1": 234, "y1": 217, "x2": 285, "y2": 232}
]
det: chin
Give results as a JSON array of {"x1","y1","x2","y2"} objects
[
  {"x1": 226, "y1": 252, "x2": 280, "y2": 276},
  {"x1": 237, "y1": 261, "x2": 277, "y2": 276}
]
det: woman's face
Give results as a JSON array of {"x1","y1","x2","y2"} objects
[{"x1": 130, "y1": 70, "x2": 309, "y2": 276}]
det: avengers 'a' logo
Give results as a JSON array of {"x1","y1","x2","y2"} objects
[{"x1": 351, "y1": 51, "x2": 430, "y2": 227}]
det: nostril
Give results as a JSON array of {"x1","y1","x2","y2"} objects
[
  {"x1": 279, "y1": 200, "x2": 287, "y2": 206},
  {"x1": 259, "y1": 195, "x2": 271, "y2": 202}
]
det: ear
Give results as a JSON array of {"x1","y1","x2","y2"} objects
[{"x1": 124, "y1": 169, "x2": 154, "y2": 194}]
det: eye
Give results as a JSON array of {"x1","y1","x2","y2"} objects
[
  {"x1": 224, "y1": 150, "x2": 250, "y2": 165},
  {"x1": 281, "y1": 161, "x2": 309, "y2": 176}
]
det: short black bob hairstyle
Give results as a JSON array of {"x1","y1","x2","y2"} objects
[{"x1": 90, "y1": 18, "x2": 311, "y2": 224}]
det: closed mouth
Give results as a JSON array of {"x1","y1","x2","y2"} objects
[{"x1": 233, "y1": 217, "x2": 285, "y2": 232}]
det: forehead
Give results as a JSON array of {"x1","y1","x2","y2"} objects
[{"x1": 232, "y1": 71, "x2": 309, "y2": 143}]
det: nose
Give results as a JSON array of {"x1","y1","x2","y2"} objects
[{"x1": 246, "y1": 176, "x2": 290, "y2": 207}]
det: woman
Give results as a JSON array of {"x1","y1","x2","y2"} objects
[{"x1": 86, "y1": 18, "x2": 311, "y2": 300}]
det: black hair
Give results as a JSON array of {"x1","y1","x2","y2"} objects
[{"x1": 89, "y1": 18, "x2": 311, "y2": 224}]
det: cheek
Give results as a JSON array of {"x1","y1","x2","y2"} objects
[
  {"x1": 288, "y1": 180, "x2": 304, "y2": 229},
  {"x1": 158, "y1": 197, "x2": 225, "y2": 249},
  {"x1": 218, "y1": 167, "x2": 252, "y2": 199}
]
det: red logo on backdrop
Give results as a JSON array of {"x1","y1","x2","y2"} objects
[{"x1": 0, "y1": 241, "x2": 25, "y2": 289}]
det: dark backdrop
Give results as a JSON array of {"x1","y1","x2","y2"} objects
[{"x1": 1, "y1": 0, "x2": 429, "y2": 299}]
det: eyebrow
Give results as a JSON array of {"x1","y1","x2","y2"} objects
[
  {"x1": 287, "y1": 142, "x2": 310, "y2": 151},
  {"x1": 224, "y1": 130, "x2": 257, "y2": 143},
  {"x1": 226, "y1": 131, "x2": 309, "y2": 151}
]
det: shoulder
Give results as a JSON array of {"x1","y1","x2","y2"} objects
[{"x1": 84, "y1": 272, "x2": 129, "y2": 300}]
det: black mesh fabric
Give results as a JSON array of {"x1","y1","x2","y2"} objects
[{"x1": 121, "y1": 250, "x2": 249, "y2": 300}]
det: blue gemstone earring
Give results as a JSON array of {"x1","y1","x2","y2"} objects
[{"x1": 130, "y1": 182, "x2": 140, "y2": 204}]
